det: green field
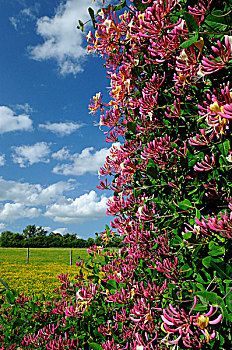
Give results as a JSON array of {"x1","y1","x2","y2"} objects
[{"x1": 0, "y1": 248, "x2": 89, "y2": 297}]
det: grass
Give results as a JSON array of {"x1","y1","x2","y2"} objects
[{"x1": 0, "y1": 248, "x2": 89, "y2": 298}]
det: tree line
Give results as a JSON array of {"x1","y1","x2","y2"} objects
[{"x1": 0, "y1": 225, "x2": 122, "y2": 248}]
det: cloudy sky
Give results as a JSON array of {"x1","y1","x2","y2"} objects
[{"x1": 0, "y1": 0, "x2": 114, "y2": 238}]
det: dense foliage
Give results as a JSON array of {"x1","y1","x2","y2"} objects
[
  {"x1": 0, "y1": 225, "x2": 122, "y2": 248},
  {"x1": 1, "y1": 0, "x2": 232, "y2": 348}
]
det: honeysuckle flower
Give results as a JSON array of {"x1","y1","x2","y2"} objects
[
  {"x1": 161, "y1": 296, "x2": 223, "y2": 348},
  {"x1": 197, "y1": 83, "x2": 232, "y2": 136},
  {"x1": 201, "y1": 37, "x2": 232, "y2": 75},
  {"x1": 98, "y1": 9, "x2": 105, "y2": 19},
  {"x1": 226, "y1": 151, "x2": 232, "y2": 163},
  {"x1": 193, "y1": 154, "x2": 215, "y2": 171},
  {"x1": 156, "y1": 257, "x2": 181, "y2": 284},
  {"x1": 136, "y1": 203, "x2": 156, "y2": 221},
  {"x1": 189, "y1": 129, "x2": 214, "y2": 146},
  {"x1": 98, "y1": 320, "x2": 119, "y2": 336},
  {"x1": 129, "y1": 332, "x2": 158, "y2": 350},
  {"x1": 188, "y1": 0, "x2": 213, "y2": 24},
  {"x1": 218, "y1": 103, "x2": 232, "y2": 119},
  {"x1": 89, "y1": 92, "x2": 105, "y2": 115},
  {"x1": 102, "y1": 338, "x2": 122, "y2": 350}
]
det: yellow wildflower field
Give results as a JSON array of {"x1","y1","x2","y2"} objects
[{"x1": 0, "y1": 248, "x2": 89, "y2": 297}]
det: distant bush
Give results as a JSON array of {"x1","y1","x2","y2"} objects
[{"x1": 0, "y1": 225, "x2": 122, "y2": 248}]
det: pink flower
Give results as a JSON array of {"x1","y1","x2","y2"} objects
[
  {"x1": 156, "y1": 257, "x2": 181, "y2": 284},
  {"x1": 188, "y1": 0, "x2": 213, "y2": 24},
  {"x1": 161, "y1": 296, "x2": 223, "y2": 348},
  {"x1": 193, "y1": 154, "x2": 215, "y2": 171},
  {"x1": 201, "y1": 37, "x2": 232, "y2": 75},
  {"x1": 196, "y1": 208, "x2": 232, "y2": 239},
  {"x1": 165, "y1": 98, "x2": 181, "y2": 118},
  {"x1": 189, "y1": 129, "x2": 214, "y2": 146},
  {"x1": 218, "y1": 103, "x2": 232, "y2": 119}
]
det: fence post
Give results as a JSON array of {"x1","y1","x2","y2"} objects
[
  {"x1": 70, "y1": 249, "x2": 72, "y2": 265},
  {"x1": 27, "y1": 247, "x2": 29, "y2": 264}
]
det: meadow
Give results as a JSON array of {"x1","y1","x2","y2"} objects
[{"x1": 0, "y1": 248, "x2": 89, "y2": 297}]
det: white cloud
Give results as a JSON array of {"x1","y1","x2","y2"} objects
[
  {"x1": 9, "y1": 17, "x2": 19, "y2": 30},
  {"x1": 0, "y1": 177, "x2": 75, "y2": 206},
  {"x1": 14, "y1": 103, "x2": 34, "y2": 114},
  {"x1": 0, "y1": 179, "x2": 108, "y2": 224},
  {"x1": 52, "y1": 147, "x2": 70, "y2": 160},
  {"x1": 0, "y1": 155, "x2": 5, "y2": 166},
  {"x1": 10, "y1": 4, "x2": 40, "y2": 30},
  {"x1": 0, "y1": 223, "x2": 6, "y2": 231},
  {"x1": 45, "y1": 190, "x2": 108, "y2": 223},
  {"x1": 28, "y1": 0, "x2": 100, "y2": 75},
  {"x1": 43, "y1": 226, "x2": 51, "y2": 232},
  {"x1": 0, "y1": 106, "x2": 33, "y2": 134},
  {"x1": 12, "y1": 142, "x2": 51, "y2": 167},
  {"x1": 39, "y1": 121, "x2": 84, "y2": 136},
  {"x1": 21, "y1": 6, "x2": 39, "y2": 19},
  {"x1": 52, "y1": 146, "x2": 110, "y2": 175},
  {"x1": 52, "y1": 227, "x2": 68, "y2": 235},
  {"x1": 0, "y1": 203, "x2": 40, "y2": 222}
]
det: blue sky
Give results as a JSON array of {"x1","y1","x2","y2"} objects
[{"x1": 0, "y1": 0, "x2": 114, "y2": 238}]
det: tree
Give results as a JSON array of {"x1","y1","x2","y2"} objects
[
  {"x1": 86, "y1": 237, "x2": 95, "y2": 247},
  {"x1": 35, "y1": 226, "x2": 47, "y2": 236},
  {"x1": 22, "y1": 225, "x2": 37, "y2": 239},
  {"x1": 23, "y1": 225, "x2": 47, "y2": 239},
  {"x1": 0, "y1": 231, "x2": 14, "y2": 247},
  {"x1": 48, "y1": 232, "x2": 62, "y2": 247}
]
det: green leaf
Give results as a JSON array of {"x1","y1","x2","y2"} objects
[
  {"x1": 177, "y1": 199, "x2": 194, "y2": 210},
  {"x1": 113, "y1": 0, "x2": 127, "y2": 11},
  {"x1": 88, "y1": 7, "x2": 96, "y2": 29},
  {"x1": 182, "y1": 263, "x2": 193, "y2": 277},
  {"x1": 127, "y1": 121, "x2": 137, "y2": 133},
  {"x1": 6, "y1": 291, "x2": 15, "y2": 304},
  {"x1": 218, "y1": 140, "x2": 230, "y2": 157},
  {"x1": 196, "y1": 273, "x2": 208, "y2": 284},
  {"x1": 225, "y1": 287, "x2": 232, "y2": 312},
  {"x1": 208, "y1": 245, "x2": 225, "y2": 257},
  {"x1": 88, "y1": 7, "x2": 95, "y2": 18},
  {"x1": 195, "y1": 291, "x2": 228, "y2": 319},
  {"x1": 182, "y1": 11, "x2": 198, "y2": 32},
  {"x1": 183, "y1": 232, "x2": 192, "y2": 240},
  {"x1": 195, "y1": 208, "x2": 201, "y2": 219},
  {"x1": 202, "y1": 256, "x2": 222, "y2": 268},
  {"x1": 223, "y1": 140, "x2": 230, "y2": 157},
  {"x1": 105, "y1": 279, "x2": 117, "y2": 291},
  {"x1": 188, "y1": 158, "x2": 198, "y2": 167},
  {"x1": 146, "y1": 165, "x2": 158, "y2": 179},
  {"x1": 205, "y1": 21, "x2": 227, "y2": 34},
  {"x1": 206, "y1": 10, "x2": 230, "y2": 25},
  {"x1": 180, "y1": 32, "x2": 199, "y2": 49},
  {"x1": 133, "y1": 0, "x2": 150, "y2": 11},
  {"x1": 133, "y1": 188, "x2": 141, "y2": 198},
  {"x1": 179, "y1": 12, "x2": 199, "y2": 48},
  {"x1": 0, "y1": 277, "x2": 9, "y2": 289},
  {"x1": 0, "y1": 288, "x2": 6, "y2": 295},
  {"x1": 89, "y1": 343, "x2": 103, "y2": 350},
  {"x1": 78, "y1": 20, "x2": 84, "y2": 32},
  {"x1": 196, "y1": 283, "x2": 205, "y2": 291},
  {"x1": 211, "y1": 262, "x2": 232, "y2": 280},
  {"x1": 105, "y1": 224, "x2": 110, "y2": 235}
]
